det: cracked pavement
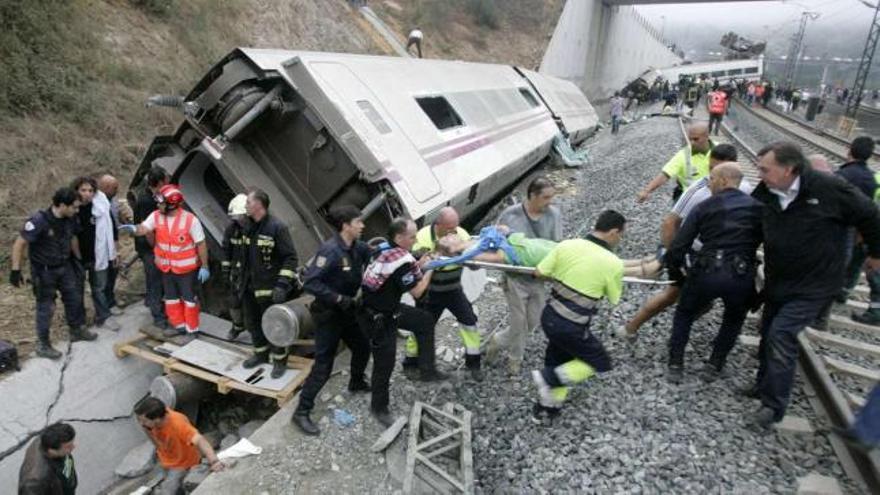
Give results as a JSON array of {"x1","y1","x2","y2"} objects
[{"x1": 0, "y1": 305, "x2": 161, "y2": 494}]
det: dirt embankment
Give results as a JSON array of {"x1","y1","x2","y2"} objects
[{"x1": 0, "y1": 0, "x2": 561, "y2": 355}]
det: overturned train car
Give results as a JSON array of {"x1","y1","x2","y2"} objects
[{"x1": 130, "y1": 48, "x2": 598, "y2": 264}]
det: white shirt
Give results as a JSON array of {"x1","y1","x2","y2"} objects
[
  {"x1": 672, "y1": 177, "x2": 754, "y2": 251},
  {"x1": 92, "y1": 191, "x2": 117, "y2": 271},
  {"x1": 140, "y1": 209, "x2": 206, "y2": 243},
  {"x1": 769, "y1": 176, "x2": 801, "y2": 211},
  {"x1": 408, "y1": 29, "x2": 423, "y2": 41}
]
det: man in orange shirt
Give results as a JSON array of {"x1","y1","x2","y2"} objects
[{"x1": 134, "y1": 397, "x2": 225, "y2": 494}]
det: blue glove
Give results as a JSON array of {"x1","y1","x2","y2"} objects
[
  {"x1": 118, "y1": 224, "x2": 137, "y2": 234},
  {"x1": 197, "y1": 267, "x2": 211, "y2": 283}
]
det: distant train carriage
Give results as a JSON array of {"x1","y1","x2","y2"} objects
[
  {"x1": 659, "y1": 58, "x2": 764, "y2": 85},
  {"x1": 129, "y1": 48, "x2": 598, "y2": 265}
]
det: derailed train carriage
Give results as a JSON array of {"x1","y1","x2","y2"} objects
[{"x1": 130, "y1": 48, "x2": 598, "y2": 273}]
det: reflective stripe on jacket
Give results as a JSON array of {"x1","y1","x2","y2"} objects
[{"x1": 153, "y1": 210, "x2": 199, "y2": 274}]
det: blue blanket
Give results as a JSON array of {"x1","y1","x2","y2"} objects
[{"x1": 425, "y1": 226, "x2": 521, "y2": 270}]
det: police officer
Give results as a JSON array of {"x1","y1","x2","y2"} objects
[
  {"x1": 530, "y1": 210, "x2": 626, "y2": 421},
  {"x1": 238, "y1": 189, "x2": 301, "y2": 378},
  {"x1": 359, "y1": 218, "x2": 448, "y2": 427},
  {"x1": 665, "y1": 163, "x2": 763, "y2": 383},
  {"x1": 410, "y1": 206, "x2": 483, "y2": 381},
  {"x1": 221, "y1": 194, "x2": 248, "y2": 341},
  {"x1": 638, "y1": 121, "x2": 714, "y2": 203},
  {"x1": 10, "y1": 187, "x2": 95, "y2": 359},
  {"x1": 293, "y1": 205, "x2": 372, "y2": 436}
]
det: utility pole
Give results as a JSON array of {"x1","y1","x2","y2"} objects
[
  {"x1": 845, "y1": 0, "x2": 880, "y2": 119},
  {"x1": 782, "y1": 11, "x2": 820, "y2": 90}
]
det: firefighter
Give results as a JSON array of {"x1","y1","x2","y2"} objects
[
  {"x1": 221, "y1": 194, "x2": 248, "y2": 340},
  {"x1": 409, "y1": 206, "x2": 483, "y2": 381},
  {"x1": 293, "y1": 205, "x2": 372, "y2": 436},
  {"x1": 121, "y1": 184, "x2": 209, "y2": 339},
  {"x1": 239, "y1": 189, "x2": 301, "y2": 378},
  {"x1": 530, "y1": 210, "x2": 626, "y2": 421}
]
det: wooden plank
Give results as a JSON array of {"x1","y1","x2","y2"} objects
[
  {"x1": 371, "y1": 416, "x2": 409, "y2": 453},
  {"x1": 423, "y1": 440, "x2": 462, "y2": 460},
  {"x1": 828, "y1": 314, "x2": 880, "y2": 339},
  {"x1": 113, "y1": 334, "x2": 147, "y2": 358},
  {"x1": 844, "y1": 390, "x2": 867, "y2": 409},
  {"x1": 459, "y1": 408, "x2": 474, "y2": 494},
  {"x1": 805, "y1": 328, "x2": 880, "y2": 359},
  {"x1": 403, "y1": 402, "x2": 423, "y2": 494},
  {"x1": 417, "y1": 428, "x2": 462, "y2": 451},
  {"x1": 823, "y1": 356, "x2": 880, "y2": 382},
  {"x1": 415, "y1": 453, "x2": 465, "y2": 492}
]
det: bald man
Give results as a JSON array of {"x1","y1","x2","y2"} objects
[
  {"x1": 638, "y1": 122, "x2": 714, "y2": 203},
  {"x1": 410, "y1": 207, "x2": 483, "y2": 380},
  {"x1": 96, "y1": 174, "x2": 124, "y2": 317},
  {"x1": 807, "y1": 154, "x2": 833, "y2": 174},
  {"x1": 664, "y1": 163, "x2": 764, "y2": 383}
]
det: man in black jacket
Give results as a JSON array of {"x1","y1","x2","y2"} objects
[
  {"x1": 747, "y1": 142, "x2": 880, "y2": 427},
  {"x1": 239, "y1": 189, "x2": 301, "y2": 378},
  {"x1": 133, "y1": 166, "x2": 169, "y2": 331},
  {"x1": 18, "y1": 423, "x2": 78, "y2": 494}
]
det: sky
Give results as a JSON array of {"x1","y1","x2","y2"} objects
[{"x1": 635, "y1": 0, "x2": 875, "y2": 58}]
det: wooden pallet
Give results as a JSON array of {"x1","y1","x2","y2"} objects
[{"x1": 114, "y1": 332, "x2": 313, "y2": 406}]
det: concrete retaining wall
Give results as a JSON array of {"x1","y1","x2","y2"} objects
[{"x1": 540, "y1": 0, "x2": 681, "y2": 101}]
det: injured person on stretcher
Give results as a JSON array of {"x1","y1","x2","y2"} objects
[{"x1": 429, "y1": 225, "x2": 662, "y2": 279}]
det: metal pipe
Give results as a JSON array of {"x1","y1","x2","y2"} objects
[
  {"x1": 360, "y1": 191, "x2": 388, "y2": 221},
  {"x1": 460, "y1": 260, "x2": 673, "y2": 285},
  {"x1": 222, "y1": 84, "x2": 283, "y2": 143}
]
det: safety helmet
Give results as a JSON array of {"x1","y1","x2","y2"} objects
[
  {"x1": 227, "y1": 193, "x2": 247, "y2": 216},
  {"x1": 158, "y1": 184, "x2": 184, "y2": 207}
]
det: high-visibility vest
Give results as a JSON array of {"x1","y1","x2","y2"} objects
[
  {"x1": 874, "y1": 172, "x2": 880, "y2": 202},
  {"x1": 708, "y1": 92, "x2": 727, "y2": 114},
  {"x1": 153, "y1": 210, "x2": 200, "y2": 274}
]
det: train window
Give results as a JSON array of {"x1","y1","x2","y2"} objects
[
  {"x1": 416, "y1": 96, "x2": 464, "y2": 130},
  {"x1": 357, "y1": 100, "x2": 392, "y2": 135},
  {"x1": 726, "y1": 69, "x2": 743, "y2": 76},
  {"x1": 518, "y1": 88, "x2": 540, "y2": 108},
  {"x1": 711, "y1": 71, "x2": 725, "y2": 77},
  {"x1": 744, "y1": 67, "x2": 759, "y2": 74}
]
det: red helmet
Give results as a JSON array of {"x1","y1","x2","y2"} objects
[{"x1": 158, "y1": 184, "x2": 184, "y2": 207}]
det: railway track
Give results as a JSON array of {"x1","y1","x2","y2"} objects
[{"x1": 690, "y1": 110, "x2": 880, "y2": 493}]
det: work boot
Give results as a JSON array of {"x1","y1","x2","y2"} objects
[
  {"x1": 852, "y1": 309, "x2": 880, "y2": 327},
  {"x1": 242, "y1": 352, "x2": 269, "y2": 369},
  {"x1": 291, "y1": 410, "x2": 320, "y2": 436},
  {"x1": 530, "y1": 402, "x2": 561, "y2": 424},
  {"x1": 69, "y1": 326, "x2": 98, "y2": 342},
  {"x1": 348, "y1": 377, "x2": 371, "y2": 392},
  {"x1": 666, "y1": 362, "x2": 684, "y2": 384},
  {"x1": 468, "y1": 366, "x2": 484, "y2": 382},
  {"x1": 36, "y1": 341, "x2": 62, "y2": 360},
  {"x1": 270, "y1": 360, "x2": 287, "y2": 379},
  {"x1": 371, "y1": 408, "x2": 395, "y2": 428},
  {"x1": 163, "y1": 326, "x2": 185, "y2": 339},
  {"x1": 227, "y1": 325, "x2": 244, "y2": 341},
  {"x1": 835, "y1": 292, "x2": 849, "y2": 304},
  {"x1": 96, "y1": 318, "x2": 120, "y2": 332},
  {"x1": 699, "y1": 362, "x2": 723, "y2": 383},
  {"x1": 416, "y1": 368, "x2": 449, "y2": 382},
  {"x1": 748, "y1": 406, "x2": 781, "y2": 428},
  {"x1": 531, "y1": 370, "x2": 554, "y2": 408}
]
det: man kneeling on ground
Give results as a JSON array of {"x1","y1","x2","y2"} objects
[{"x1": 134, "y1": 397, "x2": 225, "y2": 494}]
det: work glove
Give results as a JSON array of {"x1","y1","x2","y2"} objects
[
  {"x1": 272, "y1": 286, "x2": 288, "y2": 304},
  {"x1": 197, "y1": 267, "x2": 211, "y2": 284},
  {"x1": 117, "y1": 224, "x2": 137, "y2": 234},
  {"x1": 9, "y1": 270, "x2": 22, "y2": 287}
]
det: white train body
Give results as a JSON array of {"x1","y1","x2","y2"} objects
[
  {"x1": 658, "y1": 58, "x2": 764, "y2": 84},
  {"x1": 132, "y1": 48, "x2": 598, "y2": 260}
]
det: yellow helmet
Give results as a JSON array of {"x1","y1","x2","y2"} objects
[{"x1": 227, "y1": 193, "x2": 247, "y2": 216}]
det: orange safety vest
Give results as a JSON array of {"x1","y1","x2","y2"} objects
[
  {"x1": 708, "y1": 92, "x2": 727, "y2": 114},
  {"x1": 153, "y1": 210, "x2": 200, "y2": 274}
]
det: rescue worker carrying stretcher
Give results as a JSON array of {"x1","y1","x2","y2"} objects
[
  {"x1": 121, "y1": 184, "x2": 209, "y2": 339},
  {"x1": 530, "y1": 210, "x2": 626, "y2": 421},
  {"x1": 293, "y1": 205, "x2": 372, "y2": 436},
  {"x1": 238, "y1": 189, "x2": 301, "y2": 378},
  {"x1": 410, "y1": 207, "x2": 484, "y2": 381},
  {"x1": 638, "y1": 122, "x2": 714, "y2": 203},
  {"x1": 358, "y1": 218, "x2": 448, "y2": 427},
  {"x1": 664, "y1": 164, "x2": 763, "y2": 383}
]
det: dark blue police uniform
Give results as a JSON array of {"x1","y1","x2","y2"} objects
[
  {"x1": 296, "y1": 234, "x2": 372, "y2": 414},
  {"x1": 666, "y1": 188, "x2": 763, "y2": 373},
  {"x1": 21, "y1": 210, "x2": 85, "y2": 342}
]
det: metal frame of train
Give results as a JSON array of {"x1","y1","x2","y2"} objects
[{"x1": 129, "y1": 48, "x2": 599, "y2": 263}]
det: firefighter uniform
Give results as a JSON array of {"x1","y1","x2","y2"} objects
[
  {"x1": 409, "y1": 225, "x2": 482, "y2": 373},
  {"x1": 240, "y1": 214, "x2": 300, "y2": 366},
  {"x1": 296, "y1": 234, "x2": 372, "y2": 417},
  {"x1": 21, "y1": 209, "x2": 86, "y2": 345},
  {"x1": 532, "y1": 236, "x2": 623, "y2": 412},
  {"x1": 221, "y1": 220, "x2": 247, "y2": 337}
]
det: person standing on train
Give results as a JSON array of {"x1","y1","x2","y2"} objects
[
  {"x1": 409, "y1": 207, "x2": 484, "y2": 381},
  {"x1": 292, "y1": 205, "x2": 372, "y2": 436},
  {"x1": 637, "y1": 121, "x2": 714, "y2": 203}
]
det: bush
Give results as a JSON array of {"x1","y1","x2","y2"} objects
[
  {"x1": 467, "y1": 0, "x2": 499, "y2": 29},
  {"x1": 130, "y1": 0, "x2": 175, "y2": 17}
]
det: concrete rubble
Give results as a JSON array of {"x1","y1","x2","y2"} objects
[{"x1": 115, "y1": 441, "x2": 156, "y2": 478}]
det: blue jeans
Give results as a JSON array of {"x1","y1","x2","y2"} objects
[
  {"x1": 852, "y1": 384, "x2": 880, "y2": 446},
  {"x1": 756, "y1": 297, "x2": 828, "y2": 417},
  {"x1": 141, "y1": 253, "x2": 166, "y2": 326},
  {"x1": 611, "y1": 115, "x2": 621, "y2": 134},
  {"x1": 91, "y1": 267, "x2": 113, "y2": 324}
]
